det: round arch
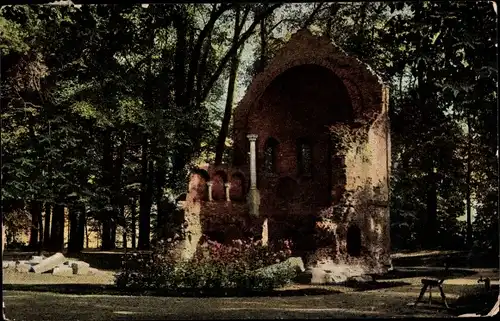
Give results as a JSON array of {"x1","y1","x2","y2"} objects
[{"x1": 232, "y1": 29, "x2": 387, "y2": 156}]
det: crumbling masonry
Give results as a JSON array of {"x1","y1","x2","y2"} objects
[{"x1": 177, "y1": 29, "x2": 391, "y2": 279}]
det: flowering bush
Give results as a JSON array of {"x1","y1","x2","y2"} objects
[
  {"x1": 194, "y1": 237, "x2": 293, "y2": 268},
  {"x1": 115, "y1": 236, "x2": 296, "y2": 295}
]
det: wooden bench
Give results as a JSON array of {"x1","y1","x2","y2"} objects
[{"x1": 414, "y1": 264, "x2": 450, "y2": 309}]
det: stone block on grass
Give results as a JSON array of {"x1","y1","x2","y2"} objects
[
  {"x1": 3, "y1": 260, "x2": 17, "y2": 269},
  {"x1": 310, "y1": 267, "x2": 328, "y2": 284},
  {"x1": 15, "y1": 261, "x2": 32, "y2": 273},
  {"x1": 31, "y1": 252, "x2": 66, "y2": 274},
  {"x1": 63, "y1": 259, "x2": 79, "y2": 266},
  {"x1": 28, "y1": 255, "x2": 46, "y2": 265},
  {"x1": 52, "y1": 265, "x2": 74, "y2": 276},
  {"x1": 255, "y1": 257, "x2": 305, "y2": 277},
  {"x1": 71, "y1": 261, "x2": 90, "y2": 275},
  {"x1": 88, "y1": 267, "x2": 100, "y2": 275}
]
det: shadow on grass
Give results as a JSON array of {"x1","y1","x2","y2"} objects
[
  {"x1": 392, "y1": 251, "x2": 499, "y2": 269},
  {"x1": 343, "y1": 280, "x2": 411, "y2": 292},
  {"x1": 450, "y1": 285, "x2": 499, "y2": 316},
  {"x1": 3, "y1": 283, "x2": 342, "y2": 297},
  {"x1": 375, "y1": 268, "x2": 477, "y2": 280}
]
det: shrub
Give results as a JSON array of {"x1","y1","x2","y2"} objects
[{"x1": 115, "y1": 236, "x2": 296, "y2": 295}]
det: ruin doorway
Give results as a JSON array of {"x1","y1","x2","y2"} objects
[{"x1": 346, "y1": 225, "x2": 362, "y2": 257}]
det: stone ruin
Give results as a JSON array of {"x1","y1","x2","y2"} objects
[
  {"x1": 3, "y1": 252, "x2": 102, "y2": 276},
  {"x1": 176, "y1": 29, "x2": 391, "y2": 283}
]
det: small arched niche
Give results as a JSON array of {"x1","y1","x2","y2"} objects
[
  {"x1": 211, "y1": 170, "x2": 228, "y2": 201},
  {"x1": 346, "y1": 224, "x2": 362, "y2": 257},
  {"x1": 229, "y1": 172, "x2": 246, "y2": 202},
  {"x1": 189, "y1": 169, "x2": 210, "y2": 201}
]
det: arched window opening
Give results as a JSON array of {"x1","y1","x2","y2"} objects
[
  {"x1": 211, "y1": 171, "x2": 227, "y2": 201},
  {"x1": 297, "y1": 138, "x2": 312, "y2": 176},
  {"x1": 229, "y1": 173, "x2": 246, "y2": 202},
  {"x1": 346, "y1": 225, "x2": 362, "y2": 257},
  {"x1": 189, "y1": 169, "x2": 210, "y2": 201},
  {"x1": 264, "y1": 137, "x2": 279, "y2": 174}
]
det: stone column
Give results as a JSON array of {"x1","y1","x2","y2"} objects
[
  {"x1": 224, "y1": 183, "x2": 231, "y2": 202},
  {"x1": 206, "y1": 181, "x2": 213, "y2": 202},
  {"x1": 247, "y1": 134, "x2": 258, "y2": 188},
  {"x1": 247, "y1": 134, "x2": 260, "y2": 216}
]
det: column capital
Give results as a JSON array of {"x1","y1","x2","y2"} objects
[
  {"x1": 247, "y1": 134, "x2": 258, "y2": 142},
  {"x1": 224, "y1": 182, "x2": 231, "y2": 188},
  {"x1": 206, "y1": 181, "x2": 213, "y2": 186}
]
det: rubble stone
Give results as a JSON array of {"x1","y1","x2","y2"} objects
[
  {"x1": 3, "y1": 260, "x2": 17, "y2": 269},
  {"x1": 52, "y1": 265, "x2": 74, "y2": 276},
  {"x1": 71, "y1": 261, "x2": 90, "y2": 275},
  {"x1": 88, "y1": 267, "x2": 101, "y2": 275},
  {"x1": 31, "y1": 252, "x2": 66, "y2": 274},
  {"x1": 347, "y1": 275, "x2": 374, "y2": 283},
  {"x1": 310, "y1": 267, "x2": 328, "y2": 284},
  {"x1": 255, "y1": 257, "x2": 305, "y2": 278},
  {"x1": 15, "y1": 261, "x2": 32, "y2": 273},
  {"x1": 28, "y1": 255, "x2": 45, "y2": 265}
]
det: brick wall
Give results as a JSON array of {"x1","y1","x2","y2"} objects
[{"x1": 183, "y1": 29, "x2": 391, "y2": 272}]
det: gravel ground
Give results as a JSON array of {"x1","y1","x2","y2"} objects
[{"x1": 2, "y1": 268, "x2": 115, "y2": 285}]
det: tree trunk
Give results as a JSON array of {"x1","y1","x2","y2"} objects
[
  {"x1": 173, "y1": 13, "x2": 187, "y2": 108},
  {"x1": 67, "y1": 206, "x2": 79, "y2": 254},
  {"x1": 111, "y1": 218, "x2": 117, "y2": 247},
  {"x1": 85, "y1": 222, "x2": 89, "y2": 249},
  {"x1": 43, "y1": 202, "x2": 51, "y2": 249},
  {"x1": 37, "y1": 203, "x2": 44, "y2": 255},
  {"x1": 112, "y1": 136, "x2": 126, "y2": 249},
  {"x1": 136, "y1": 14, "x2": 156, "y2": 250},
  {"x1": 155, "y1": 161, "x2": 168, "y2": 239},
  {"x1": 100, "y1": 129, "x2": 115, "y2": 251},
  {"x1": 184, "y1": 4, "x2": 232, "y2": 107},
  {"x1": 139, "y1": 137, "x2": 153, "y2": 250},
  {"x1": 122, "y1": 230, "x2": 127, "y2": 249},
  {"x1": 425, "y1": 167, "x2": 438, "y2": 249},
  {"x1": 77, "y1": 205, "x2": 86, "y2": 252},
  {"x1": 101, "y1": 218, "x2": 112, "y2": 250},
  {"x1": 131, "y1": 199, "x2": 137, "y2": 249},
  {"x1": 215, "y1": 6, "x2": 242, "y2": 165},
  {"x1": 302, "y1": 3, "x2": 326, "y2": 29},
  {"x1": 466, "y1": 115, "x2": 473, "y2": 248},
  {"x1": 28, "y1": 201, "x2": 42, "y2": 249},
  {"x1": 258, "y1": 5, "x2": 267, "y2": 73},
  {"x1": 359, "y1": 2, "x2": 369, "y2": 31},
  {"x1": 50, "y1": 204, "x2": 65, "y2": 252},
  {"x1": 200, "y1": 3, "x2": 282, "y2": 103}
]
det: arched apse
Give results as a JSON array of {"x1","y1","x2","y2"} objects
[
  {"x1": 188, "y1": 169, "x2": 210, "y2": 202},
  {"x1": 346, "y1": 224, "x2": 362, "y2": 257},
  {"x1": 229, "y1": 172, "x2": 246, "y2": 202},
  {"x1": 211, "y1": 170, "x2": 228, "y2": 201}
]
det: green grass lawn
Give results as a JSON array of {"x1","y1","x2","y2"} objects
[
  {"x1": 3, "y1": 249, "x2": 498, "y2": 320},
  {"x1": 4, "y1": 289, "x2": 455, "y2": 320}
]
